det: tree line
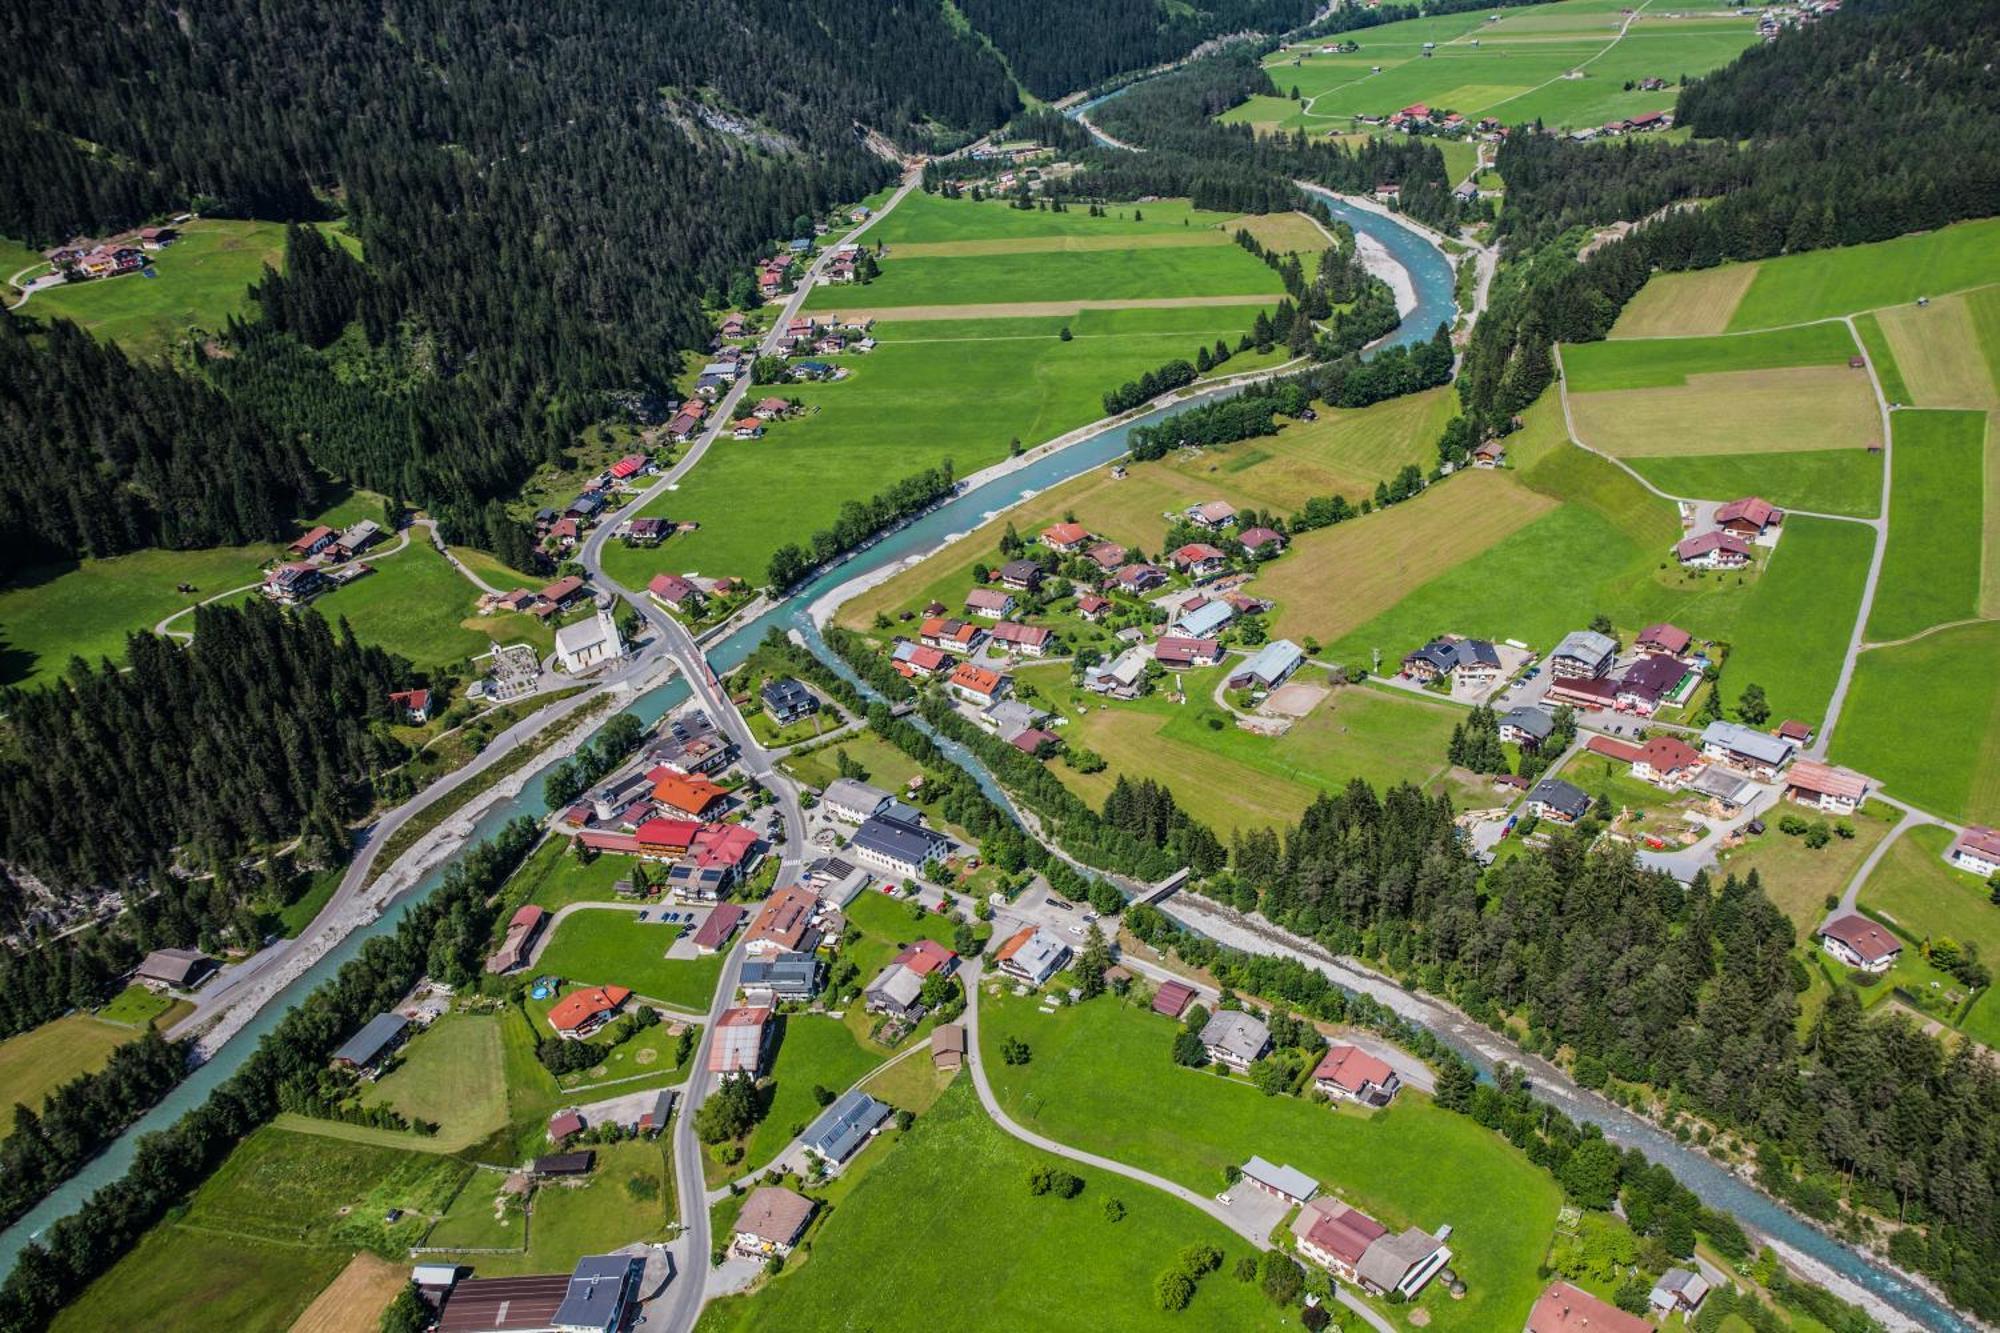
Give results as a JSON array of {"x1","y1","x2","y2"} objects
[
  {"x1": 956, "y1": 0, "x2": 1317, "y2": 101},
  {"x1": 766, "y1": 464, "x2": 957, "y2": 592}
]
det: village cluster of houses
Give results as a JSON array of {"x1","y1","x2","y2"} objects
[
  {"x1": 42, "y1": 224, "x2": 177, "y2": 283},
  {"x1": 264, "y1": 518, "x2": 390, "y2": 604},
  {"x1": 1528, "y1": 1274, "x2": 1712, "y2": 1332},
  {"x1": 1214, "y1": 1151, "x2": 1457, "y2": 1301},
  {"x1": 1674, "y1": 496, "x2": 1782, "y2": 568}
]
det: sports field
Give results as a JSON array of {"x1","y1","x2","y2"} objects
[
  {"x1": 1865, "y1": 410, "x2": 1987, "y2": 642},
  {"x1": 603, "y1": 305, "x2": 1281, "y2": 586},
  {"x1": 533, "y1": 908, "x2": 724, "y2": 1012},
  {"x1": 1237, "y1": 0, "x2": 1755, "y2": 133},
  {"x1": 696, "y1": 1079, "x2": 1278, "y2": 1332},
  {"x1": 1028, "y1": 666, "x2": 1483, "y2": 836},
  {"x1": 1566, "y1": 366, "x2": 1881, "y2": 456},
  {"x1": 1833, "y1": 620, "x2": 2000, "y2": 825},
  {"x1": 1860, "y1": 824, "x2": 1999, "y2": 965},
  {"x1": 979, "y1": 988, "x2": 1562, "y2": 1332},
  {"x1": 24, "y1": 219, "x2": 355, "y2": 359},
  {"x1": 834, "y1": 388, "x2": 1453, "y2": 631}
]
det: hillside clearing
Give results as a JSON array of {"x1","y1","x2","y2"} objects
[{"x1": 1609, "y1": 265, "x2": 1759, "y2": 337}]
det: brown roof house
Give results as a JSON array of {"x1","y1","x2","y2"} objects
[
  {"x1": 733, "y1": 1186, "x2": 815, "y2": 1258},
  {"x1": 1819, "y1": 913, "x2": 1900, "y2": 974}
]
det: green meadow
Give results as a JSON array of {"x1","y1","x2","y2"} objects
[
  {"x1": 1865, "y1": 409, "x2": 1987, "y2": 641},
  {"x1": 869, "y1": 192, "x2": 1244, "y2": 245},
  {"x1": 740, "y1": 1014, "x2": 889, "y2": 1173},
  {"x1": 1860, "y1": 824, "x2": 2000, "y2": 965},
  {"x1": 1833, "y1": 620, "x2": 2000, "y2": 825},
  {"x1": 1560, "y1": 322, "x2": 1857, "y2": 392},
  {"x1": 1623, "y1": 449, "x2": 1882, "y2": 519},
  {"x1": 1852, "y1": 313, "x2": 1913, "y2": 404},
  {"x1": 980, "y1": 988, "x2": 1562, "y2": 1332},
  {"x1": 805, "y1": 244, "x2": 1284, "y2": 310},
  {"x1": 534, "y1": 908, "x2": 724, "y2": 1012},
  {"x1": 697, "y1": 1079, "x2": 1278, "y2": 1332},
  {"x1": 600, "y1": 304, "x2": 1276, "y2": 585},
  {"x1": 1726, "y1": 217, "x2": 2000, "y2": 330}
]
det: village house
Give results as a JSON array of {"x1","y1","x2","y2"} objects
[
  {"x1": 548, "y1": 986, "x2": 631, "y2": 1040},
  {"x1": 1650, "y1": 1268, "x2": 1711, "y2": 1318},
  {"x1": 1229, "y1": 639, "x2": 1304, "y2": 691},
  {"x1": 1199, "y1": 1010, "x2": 1271, "y2": 1069},
  {"x1": 1086, "y1": 541, "x2": 1128, "y2": 571},
  {"x1": 965, "y1": 587, "x2": 1016, "y2": 619},
  {"x1": 537, "y1": 574, "x2": 587, "y2": 615},
  {"x1": 1239, "y1": 526, "x2": 1287, "y2": 558},
  {"x1": 822, "y1": 776, "x2": 891, "y2": 824},
  {"x1": 709, "y1": 1004, "x2": 775, "y2": 1075},
  {"x1": 388, "y1": 687, "x2": 431, "y2": 724},
  {"x1": 865, "y1": 940, "x2": 957, "y2": 1020},
  {"x1": 134, "y1": 947, "x2": 217, "y2": 991},
  {"x1": 995, "y1": 925, "x2": 1071, "y2": 987},
  {"x1": 1545, "y1": 674, "x2": 1618, "y2": 712},
  {"x1": 289, "y1": 525, "x2": 337, "y2": 558},
  {"x1": 1174, "y1": 598, "x2": 1235, "y2": 639},
  {"x1": 1471, "y1": 438, "x2": 1506, "y2": 467},
  {"x1": 760, "y1": 676, "x2": 819, "y2": 725},
  {"x1": 1528, "y1": 1281, "x2": 1653, "y2": 1333},
  {"x1": 988, "y1": 621, "x2": 1053, "y2": 657},
  {"x1": 1700, "y1": 720, "x2": 1796, "y2": 779},
  {"x1": 1497, "y1": 706, "x2": 1554, "y2": 748},
  {"x1": 1675, "y1": 530, "x2": 1754, "y2": 569},
  {"x1": 1085, "y1": 646, "x2": 1149, "y2": 698},
  {"x1": 1185, "y1": 499, "x2": 1238, "y2": 530},
  {"x1": 1040, "y1": 522, "x2": 1091, "y2": 553},
  {"x1": 997, "y1": 560, "x2": 1044, "y2": 593},
  {"x1": 1635, "y1": 622, "x2": 1692, "y2": 658},
  {"x1": 1549, "y1": 629, "x2": 1617, "y2": 679},
  {"x1": 1171, "y1": 542, "x2": 1229, "y2": 580},
  {"x1": 733, "y1": 1186, "x2": 814, "y2": 1259},
  {"x1": 1076, "y1": 593, "x2": 1112, "y2": 622},
  {"x1": 740, "y1": 952, "x2": 823, "y2": 1004},
  {"x1": 932, "y1": 1024, "x2": 966, "y2": 1070},
  {"x1": 1314, "y1": 1043, "x2": 1401, "y2": 1106},
  {"x1": 1819, "y1": 913, "x2": 1900, "y2": 973},
  {"x1": 890, "y1": 640, "x2": 952, "y2": 678},
  {"x1": 652, "y1": 771, "x2": 729, "y2": 819},
  {"x1": 802, "y1": 1089, "x2": 893, "y2": 1168},
  {"x1": 1785, "y1": 760, "x2": 1870, "y2": 815},
  {"x1": 263, "y1": 562, "x2": 325, "y2": 605},
  {"x1": 1614, "y1": 652, "x2": 1688, "y2": 715},
  {"x1": 608, "y1": 453, "x2": 649, "y2": 482},
  {"x1": 745, "y1": 885, "x2": 821, "y2": 956},
  {"x1": 948, "y1": 661, "x2": 1007, "y2": 706},
  {"x1": 1114, "y1": 562, "x2": 1168, "y2": 594},
  {"x1": 1715, "y1": 496, "x2": 1783, "y2": 539},
  {"x1": 648, "y1": 572, "x2": 705, "y2": 614},
  {"x1": 1631, "y1": 735, "x2": 1706, "y2": 789},
  {"x1": 1402, "y1": 636, "x2": 1501, "y2": 689},
  {"x1": 1358, "y1": 1226, "x2": 1453, "y2": 1299},
  {"x1": 671, "y1": 823, "x2": 761, "y2": 900},
  {"x1": 1154, "y1": 635, "x2": 1223, "y2": 670},
  {"x1": 1527, "y1": 777, "x2": 1591, "y2": 825},
  {"x1": 849, "y1": 811, "x2": 950, "y2": 878},
  {"x1": 689, "y1": 903, "x2": 746, "y2": 954},
  {"x1": 1947, "y1": 826, "x2": 2000, "y2": 878},
  {"x1": 625, "y1": 517, "x2": 669, "y2": 546},
  {"x1": 649, "y1": 709, "x2": 734, "y2": 776},
  {"x1": 485, "y1": 905, "x2": 548, "y2": 974},
  {"x1": 919, "y1": 616, "x2": 985, "y2": 653},
  {"x1": 1775, "y1": 719, "x2": 1816, "y2": 746},
  {"x1": 1241, "y1": 1157, "x2": 1318, "y2": 1210},
  {"x1": 1292, "y1": 1197, "x2": 1383, "y2": 1280}
]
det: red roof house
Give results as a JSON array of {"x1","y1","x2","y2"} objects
[
  {"x1": 653, "y1": 773, "x2": 728, "y2": 818},
  {"x1": 1819, "y1": 913, "x2": 1900, "y2": 973},
  {"x1": 1715, "y1": 496, "x2": 1782, "y2": 536},
  {"x1": 548, "y1": 985, "x2": 632, "y2": 1039},
  {"x1": 1151, "y1": 979, "x2": 1196, "y2": 1018}
]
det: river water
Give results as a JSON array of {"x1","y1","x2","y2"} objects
[{"x1": 4, "y1": 142, "x2": 1971, "y2": 1333}]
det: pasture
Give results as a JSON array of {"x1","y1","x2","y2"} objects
[
  {"x1": 51, "y1": 1224, "x2": 350, "y2": 1333},
  {"x1": 806, "y1": 245, "x2": 1284, "y2": 312},
  {"x1": 696, "y1": 1079, "x2": 1278, "y2": 1332},
  {"x1": 427, "y1": 1139, "x2": 674, "y2": 1276},
  {"x1": 1874, "y1": 291, "x2": 2000, "y2": 410},
  {"x1": 0, "y1": 1012, "x2": 163, "y2": 1129},
  {"x1": 25, "y1": 219, "x2": 354, "y2": 359},
  {"x1": 1833, "y1": 621, "x2": 2000, "y2": 825},
  {"x1": 1865, "y1": 410, "x2": 1987, "y2": 642},
  {"x1": 1028, "y1": 666, "x2": 1484, "y2": 837},
  {"x1": 834, "y1": 387, "x2": 1453, "y2": 632},
  {"x1": 1565, "y1": 365, "x2": 1881, "y2": 456},
  {"x1": 1623, "y1": 449, "x2": 1882, "y2": 518},
  {"x1": 979, "y1": 988, "x2": 1562, "y2": 1332},
  {"x1": 533, "y1": 908, "x2": 723, "y2": 1012},
  {"x1": 1609, "y1": 265, "x2": 1759, "y2": 338},
  {"x1": 868, "y1": 193, "x2": 1242, "y2": 245},
  {"x1": 1725, "y1": 218, "x2": 2000, "y2": 330},
  {"x1": 1559, "y1": 322, "x2": 1858, "y2": 392},
  {"x1": 602, "y1": 305, "x2": 1278, "y2": 586},
  {"x1": 362, "y1": 1011, "x2": 510, "y2": 1151},
  {"x1": 1852, "y1": 313, "x2": 1912, "y2": 404},
  {"x1": 1861, "y1": 824, "x2": 2000, "y2": 964},
  {"x1": 312, "y1": 537, "x2": 500, "y2": 668}
]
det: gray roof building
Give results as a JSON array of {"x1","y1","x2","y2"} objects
[
  {"x1": 134, "y1": 947, "x2": 215, "y2": 989},
  {"x1": 1200, "y1": 1010, "x2": 1272, "y2": 1068},
  {"x1": 1498, "y1": 706, "x2": 1554, "y2": 742},
  {"x1": 1701, "y1": 720, "x2": 1796, "y2": 769},
  {"x1": 801, "y1": 1088, "x2": 893, "y2": 1165},
  {"x1": 1356, "y1": 1227, "x2": 1450, "y2": 1297},
  {"x1": 551, "y1": 1254, "x2": 644, "y2": 1333},
  {"x1": 864, "y1": 962, "x2": 927, "y2": 1017},
  {"x1": 1230, "y1": 639, "x2": 1305, "y2": 689},
  {"x1": 1551, "y1": 629, "x2": 1617, "y2": 676},
  {"x1": 332, "y1": 1012, "x2": 410, "y2": 1071},
  {"x1": 760, "y1": 676, "x2": 818, "y2": 723},
  {"x1": 821, "y1": 777, "x2": 892, "y2": 824},
  {"x1": 1241, "y1": 1155, "x2": 1318, "y2": 1203},
  {"x1": 1528, "y1": 777, "x2": 1591, "y2": 822},
  {"x1": 740, "y1": 951, "x2": 823, "y2": 1000},
  {"x1": 849, "y1": 813, "x2": 948, "y2": 877}
]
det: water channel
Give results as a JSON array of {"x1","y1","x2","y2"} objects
[{"x1": 2, "y1": 134, "x2": 1970, "y2": 1333}]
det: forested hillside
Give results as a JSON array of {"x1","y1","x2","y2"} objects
[
  {"x1": 0, "y1": 0, "x2": 1019, "y2": 563},
  {"x1": 958, "y1": 0, "x2": 1316, "y2": 100}
]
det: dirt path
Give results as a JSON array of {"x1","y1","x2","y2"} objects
[{"x1": 819, "y1": 293, "x2": 1282, "y2": 322}]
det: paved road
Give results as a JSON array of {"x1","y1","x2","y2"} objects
[{"x1": 959, "y1": 961, "x2": 1395, "y2": 1333}]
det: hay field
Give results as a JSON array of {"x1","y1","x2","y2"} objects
[
  {"x1": 1567, "y1": 365, "x2": 1881, "y2": 455},
  {"x1": 1608, "y1": 265, "x2": 1759, "y2": 338},
  {"x1": 1876, "y1": 293, "x2": 2000, "y2": 410},
  {"x1": 287, "y1": 1253, "x2": 407, "y2": 1333}
]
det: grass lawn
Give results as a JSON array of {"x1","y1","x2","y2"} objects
[
  {"x1": 95, "y1": 984, "x2": 180, "y2": 1027},
  {"x1": 1567, "y1": 365, "x2": 1881, "y2": 457},
  {"x1": 1726, "y1": 219, "x2": 2000, "y2": 330},
  {"x1": 1833, "y1": 620, "x2": 2000, "y2": 824},
  {"x1": 783, "y1": 731, "x2": 926, "y2": 795},
  {"x1": 1858, "y1": 823, "x2": 2000, "y2": 960},
  {"x1": 1874, "y1": 293, "x2": 2000, "y2": 410},
  {"x1": 1560, "y1": 323, "x2": 1858, "y2": 392},
  {"x1": 697, "y1": 1079, "x2": 1278, "y2": 1332},
  {"x1": 1622, "y1": 448, "x2": 1882, "y2": 518},
  {"x1": 1610, "y1": 266, "x2": 1760, "y2": 338},
  {"x1": 534, "y1": 908, "x2": 724, "y2": 1012},
  {"x1": 1712, "y1": 516, "x2": 1874, "y2": 729},
  {"x1": 500, "y1": 836, "x2": 640, "y2": 919},
  {"x1": 1866, "y1": 410, "x2": 1987, "y2": 641},
  {"x1": 740, "y1": 1014, "x2": 890, "y2": 1173},
  {"x1": 277, "y1": 865, "x2": 344, "y2": 937},
  {"x1": 425, "y1": 1167, "x2": 524, "y2": 1251},
  {"x1": 979, "y1": 988, "x2": 1561, "y2": 1332},
  {"x1": 313, "y1": 537, "x2": 491, "y2": 668},
  {"x1": 28, "y1": 220, "x2": 352, "y2": 359},
  {"x1": 1026, "y1": 666, "x2": 1480, "y2": 837},
  {"x1": 1711, "y1": 802, "x2": 1898, "y2": 933},
  {"x1": 51, "y1": 1223, "x2": 351, "y2": 1333},
  {"x1": 427, "y1": 1139, "x2": 674, "y2": 1276},
  {"x1": 363, "y1": 1011, "x2": 509, "y2": 1151},
  {"x1": 601, "y1": 304, "x2": 1276, "y2": 586},
  {"x1": 0, "y1": 1012, "x2": 161, "y2": 1126},
  {"x1": 835, "y1": 388, "x2": 1453, "y2": 633}
]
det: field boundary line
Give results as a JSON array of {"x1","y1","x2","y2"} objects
[{"x1": 1858, "y1": 616, "x2": 1998, "y2": 653}]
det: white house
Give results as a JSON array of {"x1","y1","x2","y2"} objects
[{"x1": 555, "y1": 607, "x2": 622, "y2": 674}]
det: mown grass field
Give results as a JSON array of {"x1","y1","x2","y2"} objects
[
  {"x1": 1560, "y1": 322, "x2": 1858, "y2": 392},
  {"x1": 1237, "y1": 0, "x2": 1754, "y2": 132},
  {"x1": 807, "y1": 245, "x2": 1285, "y2": 312},
  {"x1": 1865, "y1": 410, "x2": 1987, "y2": 642},
  {"x1": 1566, "y1": 365, "x2": 1881, "y2": 456},
  {"x1": 1833, "y1": 620, "x2": 2000, "y2": 825},
  {"x1": 311, "y1": 537, "x2": 497, "y2": 669},
  {"x1": 286, "y1": 1252, "x2": 408, "y2": 1333},
  {"x1": 362, "y1": 1011, "x2": 509, "y2": 1151},
  {"x1": 52, "y1": 1222, "x2": 351, "y2": 1333},
  {"x1": 1852, "y1": 313, "x2": 1913, "y2": 404},
  {"x1": 1623, "y1": 449, "x2": 1882, "y2": 518},
  {"x1": 697, "y1": 1078, "x2": 1279, "y2": 1332},
  {"x1": 1710, "y1": 802, "x2": 1897, "y2": 933},
  {"x1": 1875, "y1": 291, "x2": 2000, "y2": 410},
  {"x1": 26, "y1": 219, "x2": 354, "y2": 359},
  {"x1": 603, "y1": 304, "x2": 1278, "y2": 586},
  {"x1": 0, "y1": 1012, "x2": 164, "y2": 1130},
  {"x1": 835, "y1": 388, "x2": 1452, "y2": 631},
  {"x1": 534, "y1": 908, "x2": 724, "y2": 1012},
  {"x1": 1610, "y1": 265, "x2": 1758, "y2": 338},
  {"x1": 0, "y1": 489, "x2": 381, "y2": 689},
  {"x1": 1860, "y1": 823, "x2": 2000, "y2": 961},
  {"x1": 980, "y1": 988, "x2": 1562, "y2": 1332},
  {"x1": 868, "y1": 193, "x2": 1243, "y2": 245},
  {"x1": 1726, "y1": 219, "x2": 2000, "y2": 330}
]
